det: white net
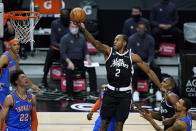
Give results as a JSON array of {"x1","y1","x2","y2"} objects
[{"x1": 8, "y1": 11, "x2": 40, "y2": 44}]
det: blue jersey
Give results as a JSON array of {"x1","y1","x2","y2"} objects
[
  {"x1": 6, "y1": 91, "x2": 32, "y2": 129},
  {"x1": 0, "y1": 51, "x2": 19, "y2": 88},
  {"x1": 0, "y1": 51, "x2": 19, "y2": 109},
  {"x1": 176, "y1": 112, "x2": 192, "y2": 131}
]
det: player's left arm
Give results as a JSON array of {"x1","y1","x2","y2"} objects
[
  {"x1": 140, "y1": 111, "x2": 164, "y2": 131},
  {"x1": 31, "y1": 94, "x2": 38, "y2": 131},
  {"x1": 132, "y1": 53, "x2": 161, "y2": 89},
  {"x1": 0, "y1": 95, "x2": 13, "y2": 130},
  {"x1": 162, "y1": 93, "x2": 180, "y2": 126}
]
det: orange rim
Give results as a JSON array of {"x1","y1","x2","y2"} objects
[{"x1": 6, "y1": 11, "x2": 40, "y2": 20}]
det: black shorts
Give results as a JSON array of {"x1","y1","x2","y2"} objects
[{"x1": 100, "y1": 89, "x2": 132, "y2": 123}]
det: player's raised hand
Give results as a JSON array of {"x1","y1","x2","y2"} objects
[{"x1": 140, "y1": 111, "x2": 153, "y2": 122}]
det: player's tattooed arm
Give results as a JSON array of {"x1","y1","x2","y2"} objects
[
  {"x1": 167, "y1": 120, "x2": 187, "y2": 131},
  {"x1": 140, "y1": 111, "x2": 163, "y2": 131},
  {"x1": 79, "y1": 23, "x2": 111, "y2": 57}
]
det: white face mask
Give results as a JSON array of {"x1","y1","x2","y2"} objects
[{"x1": 70, "y1": 28, "x2": 79, "y2": 35}]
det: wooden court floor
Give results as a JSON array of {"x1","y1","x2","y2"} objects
[{"x1": 37, "y1": 112, "x2": 196, "y2": 131}]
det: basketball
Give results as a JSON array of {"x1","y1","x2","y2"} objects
[{"x1": 70, "y1": 7, "x2": 86, "y2": 23}]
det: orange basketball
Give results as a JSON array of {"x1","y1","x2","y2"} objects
[{"x1": 70, "y1": 7, "x2": 86, "y2": 23}]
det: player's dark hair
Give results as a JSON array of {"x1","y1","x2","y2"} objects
[
  {"x1": 10, "y1": 69, "x2": 25, "y2": 86},
  {"x1": 121, "y1": 34, "x2": 128, "y2": 44},
  {"x1": 182, "y1": 97, "x2": 192, "y2": 111}
]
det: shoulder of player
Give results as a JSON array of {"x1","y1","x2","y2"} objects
[
  {"x1": 167, "y1": 93, "x2": 179, "y2": 105},
  {"x1": 167, "y1": 93, "x2": 179, "y2": 101},
  {"x1": 171, "y1": 120, "x2": 187, "y2": 130},
  {"x1": 0, "y1": 54, "x2": 9, "y2": 67},
  {"x1": 31, "y1": 93, "x2": 36, "y2": 100},
  {"x1": 4, "y1": 94, "x2": 14, "y2": 106},
  {"x1": 131, "y1": 53, "x2": 142, "y2": 63},
  {"x1": 167, "y1": 92, "x2": 178, "y2": 99},
  {"x1": 0, "y1": 54, "x2": 9, "y2": 61}
]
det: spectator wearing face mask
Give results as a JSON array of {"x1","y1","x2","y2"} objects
[
  {"x1": 127, "y1": 22, "x2": 162, "y2": 102},
  {"x1": 60, "y1": 22, "x2": 98, "y2": 100},
  {"x1": 122, "y1": 6, "x2": 151, "y2": 37},
  {"x1": 39, "y1": 8, "x2": 70, "y2": 89}
]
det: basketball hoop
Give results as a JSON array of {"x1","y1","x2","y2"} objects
[{"x1": 5, "y1": 11, "x2": 40, "y2": 44}]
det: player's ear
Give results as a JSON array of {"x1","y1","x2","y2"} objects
[{"x1": 15, "y1": 79, "x2": 19, "y2": 85}]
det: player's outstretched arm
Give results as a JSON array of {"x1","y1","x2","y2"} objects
[
  {"x1": 133, "y1": 102, "x2": 162, "y2": 121},
  {"x1": 131, "y1": 53, "x2": 161, "y2": 89},
  {"x1": 31, "y1": 94, "x2": 38, "y2": 131},
  {"x1": 87, "y1": 96, "x2": 101, "y2": 120},
  {"x1": 140, "y1": 111, "x2": 164, "y2": 131},
  {"x1": 78, "y1": 23, "x2": 111, "y2": 57},
  {"x1": 0, "y1": 95, "x2": 13, "y2": 130}
]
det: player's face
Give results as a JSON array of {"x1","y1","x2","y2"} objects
[
  {"x1": 176, "y1": 99, "x2": 185, "y2": 112},
  {"x1": 113, "y1": 35, "x2": 124, "y2": 51},
  {"x1": 16, "y1": 74, "x2": 29, "y2": 87},
  {"x1": 161, "y1": 78, "x2": 171, "y2": 90},
  {"x1": 10, "y1": 42, "x2": 20, "y2": 54}
]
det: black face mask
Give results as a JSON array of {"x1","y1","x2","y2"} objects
[
  {"x1": 132, "y1": 14, "x2": 141, "y2": 22},
  {"x1": 137, "y1": 30, "x2": 146, "y2": 37}
]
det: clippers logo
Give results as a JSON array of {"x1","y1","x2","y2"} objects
[
  {"x1": 52, "y1": 69, "x2": 61, "y2": 76},
  {"x1": 110, "y1": 58, "x2": 129, "y2": 68},
  {"x1": 43, "y1": 1, "x2": 52, "y2": 9}
]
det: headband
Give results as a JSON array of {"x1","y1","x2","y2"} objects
[{"x1": 8, "y1": 39, "x2": 19, "y2": 45}]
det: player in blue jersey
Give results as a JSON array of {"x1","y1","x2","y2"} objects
[
  {"x1": 140, "y1": 97, "x2": 192, "y2": 131},
  {"x1": 87, "y1": 85, "x2": 115, "y2": 131},
  {"x1": 0, "y1": 39, "x2": 41, "y2": 111},
  {"x1": 0, "y1": 70, "x2": 38, "y2": 131}
]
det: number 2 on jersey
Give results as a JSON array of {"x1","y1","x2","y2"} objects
[{"x1": 115, "y1": 69, "x2": 120, "y2": 77}]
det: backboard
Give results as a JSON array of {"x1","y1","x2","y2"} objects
[{"x1": 0, "y1": 2, "x2": 4, "y2": 38}]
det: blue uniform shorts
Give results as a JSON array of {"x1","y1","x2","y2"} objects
[
  {"x1": 93, "y1": 115, "x2": 115, "y2": 131},
  {"x1": 5, "y1": 125, "x2": 32, "y2": 131}
]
